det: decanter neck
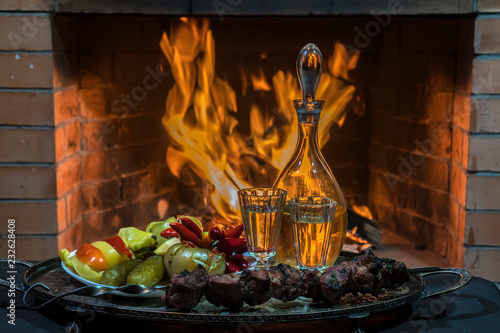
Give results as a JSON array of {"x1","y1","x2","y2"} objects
[{"x1": 293, "y1": 100, "x2": 324, "y2": 141}]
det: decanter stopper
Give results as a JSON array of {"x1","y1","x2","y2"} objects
[{"x1": 296, "y1": 43, "x2": 323, "y2": 102}]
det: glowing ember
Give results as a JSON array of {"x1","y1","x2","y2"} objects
[{"x1": 161, "y1": 18, "x2": 359, "y2": 222}]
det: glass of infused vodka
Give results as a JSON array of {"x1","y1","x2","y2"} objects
[
  {"x1": 289, "y1": 196, "x2": 337, "y2": 270},
  {"x1": 237, "y1": 188, "x2": 287, "y2": 269}
]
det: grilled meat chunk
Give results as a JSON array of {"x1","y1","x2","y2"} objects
[
  {"x1": 380, "y1": 258, "x2": 410, "y2": 289},
  {"x1": 349, "y1": 249, "x2": 384, "y2": 294},
  {"x1": 167, "y1": 264, "x2": 208, "y2": 309},
  {"x1": 240, "y1": 268, "x2": 272, "y2": 305},
  {"x1": 320, "y1": 262, "x2": 352, "y2": 304},
  {"x1": 268, "y1": 263, "x2": 305, "y2": 301},
  {"x1": 206, "y1": 273, "x2": 243, "y2": 309},
  {"x1": 302, "y1": 268, "x2": 322, "y2": 302},
  {"x1": 319, "y1": 249, "x2": 409, "y2": 304}
]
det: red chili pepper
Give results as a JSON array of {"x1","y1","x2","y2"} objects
[
  {"x1": 104, "y1": 235, "x2": 134, "y2": 259},
  {"x1": 231, "y1": 253, "x2": 249, "y2": 270},
  {"x1": 170, "y1": 222, "x2": 200, "y2": 247},
  {"x1": 160, "y1": 228, "x2": 179, "y2": 239},
  {"x1": 236, "y1": 244, "x2": 248, "y2": 254},
  {"x1": 225, "y1": 224, "x2": 244, "y2": 238},
  {"x1": 225, "y1": 258, "x2": 241, "y2": 273},
  {"x1": 179, "y1": 217, "x2": 203, "y2": 239},
  {"x1": 209, "y1": 226, "x2": 225, "y2": 241},
  {"x1": 217, "y1": 238, "x2": 246, "y2": 255}
]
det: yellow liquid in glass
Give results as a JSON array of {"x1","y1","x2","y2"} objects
[{"x1": 275, "y1": 205, "x2": 347, "y2": 267}]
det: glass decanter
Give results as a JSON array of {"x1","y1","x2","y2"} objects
[{"x1": 273, "y1": 43, "x2": 347, "y2": 267}]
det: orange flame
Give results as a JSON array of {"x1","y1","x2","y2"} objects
[{"x1": 161, "y1": 18, "x2": 359, "y2": 221}]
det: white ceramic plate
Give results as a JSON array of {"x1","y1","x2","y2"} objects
[{"x1": 61, "y1": 258, "x2": 165, "y2": 298}]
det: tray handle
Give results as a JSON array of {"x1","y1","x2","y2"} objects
[
  {"x1": 415, "y1": 267, "x2": 472, "y2": 300},
  {"x1": 0, "y1": 258, "x2": 33, "y2": 292}
]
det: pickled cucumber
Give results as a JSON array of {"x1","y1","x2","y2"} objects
[
  {"x1": 126, "y1": 255, "x2": 164, "y2": 286},
  {"x1": 100, "y1": 259, "x2": 143, "y2": 286}
]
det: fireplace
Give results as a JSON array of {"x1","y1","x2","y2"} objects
[{"x1": 1, "y1": 1, "x2": 499, "y2": 282}]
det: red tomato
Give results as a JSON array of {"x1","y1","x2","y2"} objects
[{"x1": 76, "y1": 243, "x2": 107, "y2": 271}]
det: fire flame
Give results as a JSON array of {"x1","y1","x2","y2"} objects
[{"x1": 161, "y1": 18, "x2": 359, "y2": 222}]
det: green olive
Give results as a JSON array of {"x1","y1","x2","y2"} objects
[
  {"x1": 164, "y1": 243, "x2": 226, "y2": 277},
  {"x1": 207, "y1": 252, "x2": 226, "y2": 275},
  {"x1": 163, "y1": 243, "x2": 186, "y2": 277},
  {"x1": 170, "y1": 247, "x2": 210, "y2": 275}
]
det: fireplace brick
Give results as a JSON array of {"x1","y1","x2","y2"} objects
[
  {"x1": 477, "y1": 0, "x2": 500, "y2": 12},
  {"x1": 58, "y1": 193, "x2": 175, "y2": 251},
  {"x1": 55, "y1": 126, "x2": 64, "y2": 162},
  {"x1": 79, "y1": 88, "x2": 109, "y2": 119},
  {"x1": 369, "y1": 169, "x2": 449, "y2": 225},
  {"x1": 57, "y1": 196, "x2": 67, "y2": 232},
  {"x1": 0, "y1": 14, "x2": 52, "y2": 51},
  {"x1": 1, "y1": 0, "x2": 51, "y2": 11},
  {"x1": 0, "y1": 200, "x2": 58, "y2": 234},
  {"x1": 0, "y1": 91, "x2": 54, "y2": 126},
  {"x1": 468, "y1": 135, "x2": 500, "y2": 171},
  {"x1": 0, "y1": 236, "x2": 58, "y2": 261},
  {"x1": 76, "y1": 17, "x2": 145, "y2": 53},
  {"x1": 121, "y1": 113, "x2": 165, "y2": 145},
  {"x1": 369, "y1": 143, "x2": 450, "y2": 191},
  {"x1": 66, "y1": 187, "x2": 82, "y2": 225},
  {"x1": 0, "y1": 128, "x2": 55, "y2": 163},
  {"x1": 0, "y1": 53, "x2": 54, "y2": 88},
  {"x1": 453, "y1": 94, "x2": 472, "y2": 131},
  {"x1": 464, "y1": 247, "x2": 500, "y2": 281},
  {"x1": 446, "y1": 234, "x2": 464, "y2": 268},
  {"x1": 54, "y1": 88, "x2": 79, "y2": 125},
  {"x1": 113, "y1": 53, "x2": 163, "y2": 84},
  {"x1": 62, "y1": 121, "x2": 81, "y2": 158},
  {"x1": 82, "y1": 179, "x2": 121, "y2": 215},
  {"x1": 400, "y1": 88, "x2": 453, "y2": 123},
  {"x1": 81, "y1": 118, "x2": 121, "y2": 151},
  {"x1": 466, "y1": 174, "x2": 500, "y2": 209},
  {"x1": 450, "y1": 162, "x2": 467, "y2": 206},
  {"x1": 470, "y1": 97, "x2": 500, "y2": 133},
  {"x1": 371, "y1": 85, "x2": 399, "y2": 113},
  {"x1": 121, "y1": 166, "x2": 172, "y2": 205},
  {"x1": 56, "y1": 155, "x2": 81, "y2": 197},
  {"x1": 393, "y1": 209, "x2": 448, "y2": 257},
  {"x1": 79, "y1": 54, "x2": 113, "y2": 87},
  {"x1": 0, "y1": 165, "x2": 56, "y2": 199},
  {"x1": 401, "y1": 20, "x2": 458, "y2": 54},
  {"x1": 451, "y1": 127, "x2": 469, "y2": 169},
  {"x1": 471, "y1": 58, "x2": 500, "y2": 94},
  {"x1": 449, "y1": 198, "x2": 466, "y2": 242},
  {"x1": 371, "y1": 113, "x2": 451, "y2": 158},
  {"x1": 465, "y1": 210, "x2": 500, "y2": 246},
  {"x1": 474, "y1": 18, "x2": 500, "y2": 53},
  {"x1": 82, "y1": 151, "x2": 117, "y2": 183}
]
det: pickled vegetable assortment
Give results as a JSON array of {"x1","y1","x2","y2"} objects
[{"x1": 59, "y1": 214, "x2": 248, "y2": 287}]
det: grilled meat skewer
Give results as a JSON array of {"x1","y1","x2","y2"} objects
[{"x1": 166, "y1": 249, "x2": 409, "y2": 309}]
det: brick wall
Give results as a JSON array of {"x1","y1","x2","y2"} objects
[
  {"x1": 451, "y1": 7, "x2": 500, "y2": 281},
  {"x1": 367, "y1": 14, "x2": 500, "y2": 282},
  {"x1": 368, "y1": 18, "x2": 459, "y2": 258},
  {"x1": 0, "y1": 11, "x2": 178, "y2": 259},
  {"x1": 0, "y1": 3, "x2": 71, "y2": 259}
]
